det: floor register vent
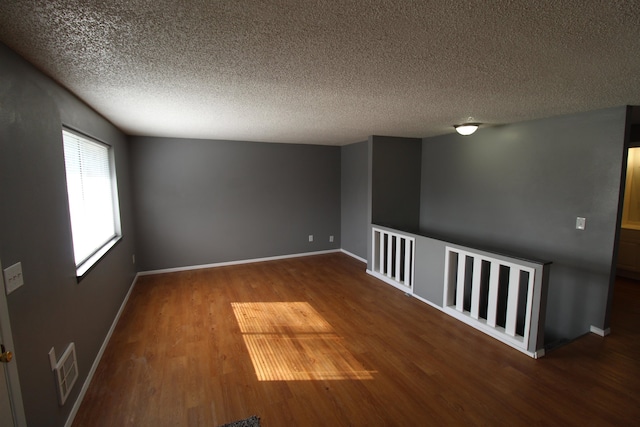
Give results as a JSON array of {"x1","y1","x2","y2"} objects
[{"x1": 48, "y1": 342, "x2": 79, "y2": 405}]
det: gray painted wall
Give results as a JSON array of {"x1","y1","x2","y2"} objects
[
  {"x1": 419, "y1": 107, "x2": 627, "y2": 347},
  {"x1": 130, "y1": 136, "x2": 341, "y2": 271},
  {"x1": 340, "y1": 141, "x2": 369, "y2": 260},
  {"x1": 0, "y1": 43, "x2": 136, "y2": 426},
  {"x1": 0, "y1": 37, "x2": 628, "y2": 426},
  {"x1": 413, "y1": 234, "x2": 448, "y2": 307},
  {"x1": 371, "y1": 135, "x2": 422, "y2": 231},
  {"x1": 368, "y1": 135, "x2": 422, "y2": 270}
]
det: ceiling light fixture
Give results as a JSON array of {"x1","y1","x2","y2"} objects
[{"x1": 454, "y1": 123, "x2": 479, "y2": 136}]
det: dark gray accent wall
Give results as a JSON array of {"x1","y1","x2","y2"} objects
[
  {"x1": 0, "y1": 43, "x2": 136, "y2": 426},
  {"x1": 340, "y1": 141, "x2": 369, "y2": 260},
  {"x1": 371, "y1": 135, "x2": 422, "y2": 232},
  {"x1": 130, "y1": 137, "x2": 341, "y2": 271},
  {"x1": 420, "y1": 107, "x2": 627, "y2": 347}
]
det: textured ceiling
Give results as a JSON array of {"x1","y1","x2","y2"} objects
[{"x1": 1, "y1": 0, "x2": 640, "y2": 145}]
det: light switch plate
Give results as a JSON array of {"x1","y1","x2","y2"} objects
[
  {"x1": 576, "y1": 217, "x2": 586, "y2": 230},
  {"x1": 4, "y1": 262, "x2": 24, "y2": 294}
]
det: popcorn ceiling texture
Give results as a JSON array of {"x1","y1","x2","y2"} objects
[{"x1": 1, "y1": 0, "x2": 640, "y2": 145}]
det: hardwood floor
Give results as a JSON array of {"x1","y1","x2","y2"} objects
[{"x1": 72, "y1": 253, "x2": 640, "y2": 426}]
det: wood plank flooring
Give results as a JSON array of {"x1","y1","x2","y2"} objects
[{"x1": 72, "y1": 253, "x2": 640, "y2": 426}]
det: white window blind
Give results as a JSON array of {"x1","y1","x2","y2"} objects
[{"x1": 62, "y1": 129, "x2": 119, "y2": 269}]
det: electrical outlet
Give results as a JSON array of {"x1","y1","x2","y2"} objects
[
  {"x1": 329, "y1": 235, "x2": 334, "y2": 242},
  {"x1": 4, "y1": 262, "x2": 24, "y2": 294},
  {"x1": 576, "y1": 217, "x2": 586, "y2": 230},
  {"x1": 308, "y1": 235, "x2": 313, "y2": 242},
  {"x1": 132, "y1": 254, "x2": 136, "y2": 264}
]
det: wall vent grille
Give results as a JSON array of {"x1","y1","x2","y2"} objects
[{"x1": 51, "y1": 342, "x2": 79, "y2": 405}]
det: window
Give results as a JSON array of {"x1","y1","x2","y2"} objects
[{"x1": 62, "y1": 129, "x2": 121, "y2": 277}]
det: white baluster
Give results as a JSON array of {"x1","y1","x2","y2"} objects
[
  {"x1": 486, "y1": 262, "x2": 500, "y2": 327},
  {"x1": 386, "y1": 233, "x2": 392, "y2": 278},
  {"x1": 404, "y1": 239, "x2": 412, "y2": 286},
  {"x1": 456, "y1": 253, "x2": 466, "y2": 312},
  {"x1": 470, "y1": 257, "x2": 482, "y2": 319},
  {"x1": 378, "y1": 231, "x2": 384, "y2": 275},
  {"x1": 395, "y1": 236, "x2": 402, "y2": 282},
  {"x1": 505, "y1": 267, "x2": 521, "y2": 337}
]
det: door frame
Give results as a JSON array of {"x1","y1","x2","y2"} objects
[
  {"x1": 606, "y1": 107, "x2": 639, "y2": 330},
  {"x1": 0, "y1": 259, "x2": 27, "y2": 426}
]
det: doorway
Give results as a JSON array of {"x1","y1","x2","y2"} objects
[
  {"x1": 616, "y1": 146, "x2": 640, "y2": 277},
  {"x1": 0, "y1": 259, "x2": 27, "y2": 427},
  {"x1": 616, "y1": 108, "x2": 640, "y2": 279}
]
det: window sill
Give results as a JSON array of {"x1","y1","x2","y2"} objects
[{"x1": 76, "y1": 236, "x2": 122, "y2": 281}]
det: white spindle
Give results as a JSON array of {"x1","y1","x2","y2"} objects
[
  {"x1": 378, "y1": 231, "x2": 384, "y2": 274},
  {"x1": 486, "y1": 262, "x2": 500, "y2": 328},
  {"x1": 374, "y1": 235, "x2": 547, "y2": 358},
  {"x1": 395, "y1": 236, "x2": 401, "y2": 282},
  {"x1": 386, "y1": 234, "x2": 393, "y2": 277},
  {"x1": 404, "y1": 239, "x2": 412, "y2": 286},
  {"x1": 455, "y1": 254, "x2": 466, "y2": 312},
  {"x1": 372, "y1": 230, "x2": 378, "y2": 271},
  {"x1": 442, "y1": 245, "x2": 548, "y2": 358},
  {"x1": 505, "y1": 267, "x2": 521, "y2": 337},
  {"x1": 371, "y1": 227, "x2": 415, "y2": 293},
  {"x1": 522, "y1": 272, "x2": 535, "y2": 344},
  {"x1": 470, "y1": 257, "x2": 482, "y2": 319}
]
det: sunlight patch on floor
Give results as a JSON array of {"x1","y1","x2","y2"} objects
[{"x1": 231, "y1": 302, "x2": 374, "y2": 381}]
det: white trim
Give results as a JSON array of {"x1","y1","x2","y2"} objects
[
  {"x1": 0, "y1": 260, "x2": 27, "y2": 427},
  {"x1": 370, "y1": 227, "x2": 415, "y2": 292},
  {"x1": 66, "y1": 250, "x2": 343, "y2": 425},
  {"x1": 65, "y1": 273, "x2": 140, "y2": 427},
  {"x1": 367, "y1": 269, "x2": 445, "y2": 312},
  {"x1": 52, "y1": 343, "x2": 78, "y2": 405},
  {"x1": 366, "y1": 269, "x2": 412, "y2": 294},
  {"x1": 590, "y1": 325, "x2": 611, "y2": 337},
  {"x1": 411, "y1": 292, "x2": 446, "y2": 312},
  {"x1": 340, "y1": 249, "x2": 367, "y2": 263},
  {"x1": 137, "y1": 249, "x2": 340, "y2": 276},
  {"x1": 442, "y1": 306, "x2": 537, "y2": 358},
  {"x1": 76, "y1": 236, "x2": 120, "y2": 278},
  {"x1": 365, "y1": 271, "x2": 546, "y2": 359},
  {"x1": 442, "y1": 245, "x2": 547, "y2": 358}
]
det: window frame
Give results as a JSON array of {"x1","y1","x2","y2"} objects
[{"x1": 62, "y1": 127, "x2": 123, "y2": 279}]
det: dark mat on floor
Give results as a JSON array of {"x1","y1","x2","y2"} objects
[{"x1": 220, "y1": 415, "x2": 260, "y2": 427}]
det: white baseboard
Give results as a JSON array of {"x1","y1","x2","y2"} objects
[
  {"x1": 65, "y1": 273, "x2": 140, "y2": 427},
  {"x1": 534, "y1": 349, "x2": 546, "y2": 359},
  {"x1": 65, "y1": 248, "x2": 353, "y2": 425},
  {"x1": 366, "y1": 269, "x2": 413, "y2": 294},
  {"x1": 364, "y1": 272, "x2": 446, "y2": 315},
  {"x1": 366, "y1": 270, "x2": 545, "y2": 359},
  {"x1": 590, "y1": 325, "x2": 611, "y2": 337},
  {"x1": 411, "y1": 292, "x2": 445, "y2": 312},
  {"x1": 340, "y1": 249, "x2": 367, "y2": 263},
  {"x1": 138, "y1": 249, "x2": 341, "y2": 276}
]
